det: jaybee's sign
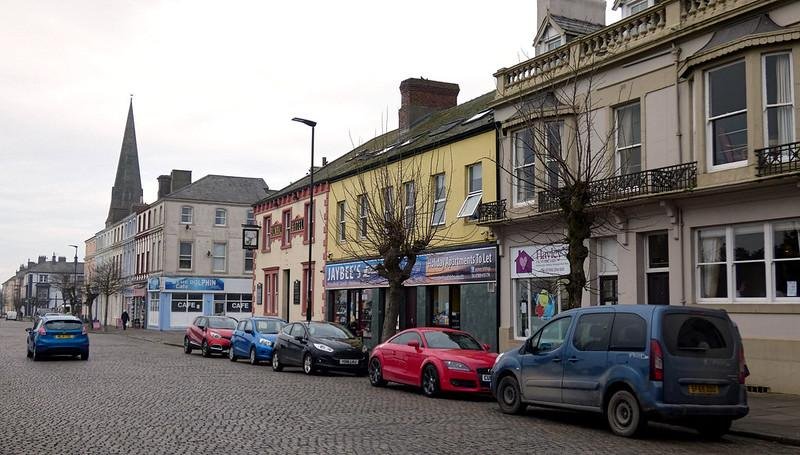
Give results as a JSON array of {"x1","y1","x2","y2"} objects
[
  {"x1": 325, "y1": 247, "x2": 496, "y2": 289},
  {"x1": 510, "y1": 244, "x2": 570, "y2": 278}
]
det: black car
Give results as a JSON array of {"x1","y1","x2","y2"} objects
[{"x1": 272, "y1": 321, "x2": 368, "y2": 376}]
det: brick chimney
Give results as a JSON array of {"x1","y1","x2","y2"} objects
[
  {"x1": 170, "y1": 170, "x2": 192, "y2": 193},
  {"x1": 157, "y1": 175, "x2": 172, "y2": 199},
  {"x1": 398, "y1": 78, "x2": 459, "y2": 134},
  {"x1": 38, "y1": 256, "x2": 46, "y2": 264}
]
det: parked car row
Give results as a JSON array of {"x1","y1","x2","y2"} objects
[{"x1": 183, "y1": 305, "x2": 750, "y2": 440}]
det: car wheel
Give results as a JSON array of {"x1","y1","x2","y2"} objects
[
  {"x1": 26, "y1": 346, "x2": 32, "y2": 359},
  {"x1": 368, "y1": 357, "x2": 387, "y2": 387},
  {"x1": 249, "y1": 347, "x2": 259, "y2": 366},
  {"x1": 228, "y1": 346, "x2": 237, "y2": 362},
  {"x1": 183, "y1": 337, "x2": 192, "y2": 354},
  {"x1": 80, "y1": 351, "x2": 89, "y2": 361},
  {"x1": 606, "y1": 390, "x2": 646, "y2": 437},
  {"x1": 271, "y1": 349, "x2": 284, "y2": 372},
  {"x1": 421, "y1": 364, "x2": 440, "y2": 398},
  {"x1": 497, "y1": 376, "x2": 526, "y2": 415},
  {"x1": 696, "y1": 419, "x2": 732, "y2": 439},
  {"x1": 302, "y1": 353, "x2": 315, "y2": 375},
  {"x1": 201, "y1": 341, "x2": 211, "y2": 358},
  {"x1": 32, "y1": 345, "x2": 41, "y2": 362}
]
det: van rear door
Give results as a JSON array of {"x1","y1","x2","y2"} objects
[{"x1": 660, "y1": 310, "x2": 741, "y2": 405}]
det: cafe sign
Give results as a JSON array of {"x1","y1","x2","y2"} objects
[{"x1": 163, "y1": 277, "x2": 225, "y2": 291}]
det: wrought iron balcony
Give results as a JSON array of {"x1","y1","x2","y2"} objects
[
  {"x1": 477, "y1": 199, "x2": 507, "y2": 223},
  {"x1": 537, "y1": 162, "x2": 697, "y2": 213},
  {"x1": 756, "y1": 142, "x2": 800, "y2": 177}
]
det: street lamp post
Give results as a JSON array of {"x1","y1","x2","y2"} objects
[
  {"x1": 292, "y1": 117, "x2": 316, "y2": 323},
  {"x1": 69, "y1": 245, "x2": 78, "y2": 315}
]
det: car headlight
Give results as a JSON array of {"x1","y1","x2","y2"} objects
[
  {"x1": 210, "y1": 331, "x2": 222, "y2": 339},
  {"x1": 493, "y1": 352, "x2": 504, "y2": 366},
  {"x1": 313, "y1": 343, "x2": 334, "y2": 353},
  {"x1": 444, "y1": 360, "x2": 471, "y2": 372},
  {"x1": 258, "y1": 338, "x2": 273, "y2": 347}
]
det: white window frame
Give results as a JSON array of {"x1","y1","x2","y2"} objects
[
  {"x1": 544, "y1": 35, "x2": 562, "y2": 52},
  {"x1": 762, "y1": 52, "x2": 796, "y2": 148},
  {"x1": 645, "y1": 232, "x2": 670, "y2": 305},
  {"x1": 512, "y1": 278, "x2": 566, "y2": 340},
  {"x1": 625, "y1": 0, "x2": 651, "y2": 16},
  {"x1": 695, "y1": 220, "x2": 800, "y2": 304},
  {"x1": 358, "y1": 194, "x2": 368, "y2": 239},
  {"x1": 214, "y1": 208, "x2": 227, "y2": 226},
  {"x1": 404, "y1": 181, "x2": 415, "y2": 228},
  {"x1": 706, "y1": 60, "x2": 749, "y2": 172},
  {"x1": 458, "y1": 163, "x2": 483, "y2": 219},
  {"x1": 337, "y1": 201, "x2": 346, "y2": 242},
  {"x1": 179, "y1": 241, "x2": 193, "y2": 270},
  {"x1": 212, "y1": 242, "x2": 227, "y2": 273},
  {"x1": 180, "y1": 206, "x2": 193, "y2": 224},
  {"x1": 431, "y1": 173, "x2": 447, "y2": 226},
  {"x1": 597, "y1": 237, "x2": 619, "y2": 305},
  {"x1": 244, "y1": 249, "x2": 254, "y2": 273},
  {"x1": 615, "y1": 103, "x2": 642, "y2": 176},
  {"x1": 545, "y1": 121, "x2": 564, "y2": 189},
  {"x1": 513, "y1": 129, "x2": 536, "y2": 204},
  {"x1": 383, "y1": 186, "x2": 394, "y2": 221},
  {"x1": 246, "y1": 209, "x2": 255, "y2": 225}
]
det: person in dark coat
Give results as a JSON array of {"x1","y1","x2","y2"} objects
[{"x1": 121, "y1": 310, "x2": 130, "y2": 330}]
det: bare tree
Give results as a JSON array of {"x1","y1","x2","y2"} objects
[
  {"x1": 90, "y1": 261, "x2": 126, "y2": 331},
  {"x1": 83, "y1": 283, "x2": 99, "y2": 323},
  {"x1": 496, "y1": 60, "x2": 641, "y2": 309},
  {"x1": 332, "y1": 149, "x2": 455, "y2": 341},
  {"x1": 51, "y1": 273, "x2": 82, "y2": 315}
]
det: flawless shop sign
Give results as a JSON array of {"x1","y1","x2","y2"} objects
[
  {"x1": 325, "y1": 246, "x2": 497, "y2": 289},
  {"x1": 511, "y1": 244, "x2": 570, "y2": 279}
]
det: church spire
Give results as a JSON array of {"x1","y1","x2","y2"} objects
[{"x1": 105, "y1": 98, "x2": 143, "y2": 227}]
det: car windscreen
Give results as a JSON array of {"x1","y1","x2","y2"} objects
[
  {"x1": 208, "y1": 318, "x2": 236, "y2": 329},
  {"x1": 423, "y1": 331, "x2": 482, "y2": 350},
  {"x1": 307, "y1": 323, "x2": 353, "y2": 339},
  {"x1": 255, "y1": 320, "x2": 285, "y2": 334},
  {"x1": 45, "y1": 320, "x2": 83, "y2": 331},
  {"x1": 662, "y1": 313, "x2": 734, "y2": 359}
]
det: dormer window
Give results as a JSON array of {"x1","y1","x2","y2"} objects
[
  {"x1": 544, "y1": 36, "x2": 563, "y2": 52},
  {"x1": 615, "y1": 0, "x2": 655, "y2": 18}
]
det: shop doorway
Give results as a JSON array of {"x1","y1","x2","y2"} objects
[
  {"x1": 429, "y1": 285, "x2": 461, "y2": 330},
  {"x1": 646, "y1": 232, "x2": 670, "y2": 305},
  {"x1": 332, "y1": 289, "x2": 375, "y2": 340},
  {"x1": 282, "y1": 270, "x2": 291, "y2": 320},
  {"x1": 402, "y1": 288, "x2": 417, "y2": 330}
]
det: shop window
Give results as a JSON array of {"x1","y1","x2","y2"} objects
[
  {"x1": 431, "y1": 174, "x2": 447, "y2": 226},
  {"x1": 514, "y1": 278, "x2": 565, "y2": 339},
  {"x1": 430, "y1": 285, "x2": 460, "y2": 329},
  {"x1": 696, "y1": 220, "x2": 800, "y2": 302},
  {"x1": 333, "y1": 289, "x2": 374, "y2": 339},
  {"x1": 706, "y1": 60, "x2": 748, "y2": 169},
  {"x1": 615, "y1": 103, "x2": 641, "y2": 175},
  {"x1": 148, "y1": 292, "x2": 159, "y2": 312},
  {"x1": 763, "y1": 53, "x2": 795, "y2": 147},
  {"x1": 172, "y1": 293, "x2": 202, "y2": 312},
  {"x1": 513, "y1": 128, "x2": 535, "y2": 203}
]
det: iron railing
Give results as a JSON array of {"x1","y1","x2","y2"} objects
[
  {"x1": 756, "y1": 142, "x2": 800, "y2": 177},
  {"x1": 477, "y1": 199, "x2": 507, "y2": 223},
  {"x1": 538, "y1": 162, "x2": 697, "y2": 212}
]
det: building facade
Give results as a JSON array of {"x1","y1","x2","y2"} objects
[{"x1": 484, "y1": 0, "x2": 800, "y2": 393}]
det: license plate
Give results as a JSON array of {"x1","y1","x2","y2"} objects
[
  {"x1": 688, "y1": 384, "x2": 719, "y2": 395},
  {"x1": 339, "y1": 359, "x2": 359, "y2": 365},
  {"x1": 55, "y1": 335, "x2": 74, "y2": 339},
  {"x1": 481, "y1": 374, "x2": 492, "y2": 383}
]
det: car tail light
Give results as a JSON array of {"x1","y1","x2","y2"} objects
[
  {"x1": 738, "y1": 345, "x2": 749, "y2": 384},
  {"x1": 650, "y1": 339, "x2": 664, "y2": 381},
  {"x1": 82, "y1": 325, "x2": 87, "y2": 335},
  {"x1": 37, "y1": 326, "x2": 47, "y2": 336}
]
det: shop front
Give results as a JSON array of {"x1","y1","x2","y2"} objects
[
  {"x1": 146, "y1": 276, "x2": 253, "y2": 330},
  {"x1": 325, "y1": 245, "x2": 498, "y2": 349}
]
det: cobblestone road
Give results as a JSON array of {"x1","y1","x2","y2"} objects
[{"x1": 0, "y1": 320, "x2": 797, "y2": 455}]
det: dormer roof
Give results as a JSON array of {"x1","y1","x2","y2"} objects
[{"x1": 533, "y1": 12, "x2": 604, "y2": 49}]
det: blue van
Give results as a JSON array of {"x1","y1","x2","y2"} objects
[{"x1": 490, "y1": 305, "x2": 749, "y2": 438}]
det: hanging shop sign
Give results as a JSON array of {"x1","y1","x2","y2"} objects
[
  {"x1": 163, "y1": 277, "x2": 225, "y2": 291},
  {"x1": 510, "y1": 244, "x2": 570, "y2": 279},
  {"x1": 325, "y1": 246, "x2": 497, "y2": 289},
  {"x1": 148, "y1": 277, "x2": 161, "y2": 291}
]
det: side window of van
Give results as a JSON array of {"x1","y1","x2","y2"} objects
[
  {"x1": 535, "y1": 317, "x2": 572, "y2": 354},
  {"x1": 573, "y1": 313, "x2": 613, "y2": 351},
  {"x1": 609, "y1": 313, "x2": 647, "y2": 352}
]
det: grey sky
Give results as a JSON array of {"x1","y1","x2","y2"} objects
[{"x1": 0, "y1": 1, "x2": 618, "y2": 281}]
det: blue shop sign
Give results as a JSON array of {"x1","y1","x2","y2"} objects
[{"x1": 164, "y1": 277, "x2": 225, "y2": 291}]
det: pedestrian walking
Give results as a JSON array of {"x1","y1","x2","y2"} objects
[{"x1": 121, "y1": 310, "x2": 129, "y2": 330}]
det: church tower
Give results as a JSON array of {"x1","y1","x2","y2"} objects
[{"x1": 105, "y1": 99, "x2": 143, "y2": 227}]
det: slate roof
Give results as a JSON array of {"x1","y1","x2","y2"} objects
[
  {"x1": 698, "y1": 14, "x2": 783, "y2": 53},
  {"x1": 166, "y1": 175, "x2": 272, "y2": 205},
  {"x1": 551, "y1": 15, "x2": 605, "y2": 37},
  {"x1": 258, "y1": 90, "x2": 496, "y2": 204},
  {"x1": 28, "y1": 261, "x2": 85, "y2": 275}
]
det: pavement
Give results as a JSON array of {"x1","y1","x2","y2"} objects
[{"x1": 90, "y1": 325, "x2": 800, "y2": 447}]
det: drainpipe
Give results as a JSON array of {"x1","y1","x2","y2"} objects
[{"x1": 672, "y1": 43, "x2": 687, "y2": 306}]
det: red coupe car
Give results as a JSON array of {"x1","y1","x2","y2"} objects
[{"x1": 368, "y1": 327, "x2": 497, "y2": 397}]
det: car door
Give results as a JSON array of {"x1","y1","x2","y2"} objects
[
  {"x1": 401, "y1": 331, "x2": 425, "y2": 385},
  {"x1": 242, "y1": 320, "x2": 255, "y2": 353},
  {"x1": 520, "y1": 316, "x2": 573, "y2": 404},
  {"x1": 232, "y1": 320, "x2": 245, "y2": 356},
  {"x1": 383, "y1": 332, "x2": 419, "y2": 384},
  {"x1": 562, "y1": 311, "x2": 613, "y2": 408},
  {"x1": 286, "y1": 324, "x2": 308, "y2": 365},
  {"x1": 28, "y1": 320, "x2": 40, "y2": 350},
  {"x1": 277, "y1": 323, "x2": 294, "y2": 360}
]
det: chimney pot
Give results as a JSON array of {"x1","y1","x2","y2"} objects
[
  {"x1": 322, "y1": 157, "x2": 328, "y2": 166},
  {"x1": 398, "y1": 78, "x2": 459, "y2": 134}
]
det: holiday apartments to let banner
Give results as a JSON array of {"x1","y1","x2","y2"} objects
[
  {"x1": 510, "y1": 244, "x2": 570, "y2": 339},
  {"x1": 325, "y1": 246, "x2": 500, "y2": 349}
]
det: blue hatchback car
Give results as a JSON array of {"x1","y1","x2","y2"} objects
[
  {"x1": 26, "y1": 315, "x2": 89, "y2": 361},
  {"x1": 229, "y1": 317, "x2": 286, "y2": 365},
  {"x1": 491, "y1": 305, "x2": 749, "y2": 438}
]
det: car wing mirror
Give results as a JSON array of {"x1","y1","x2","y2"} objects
[
  {"x1": 245, "y1": 329, "x2": 253, "y2": 335},
  {"x1": 294, "y1": 335, "x2": 305, "y2": 341},
  {"x1": 483, "y1": 343, "x2": 491, "y2": 352},
  {"x1": 25, "y1": 328, "x2": 32, "y2": 333},
  {"x1": 407, "y1": 340, "x2": 420, "y2": 350}
]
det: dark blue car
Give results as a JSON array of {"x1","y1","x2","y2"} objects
[
  {"x1": 26, "y1": 315, "x2": 89, "y2": 361},
  {"x1": 229, "y1": 317, "x2": 286, "y2": 365},
  {"x1": 491, "y1": 305, "x2": 749, "y2": 438}
]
